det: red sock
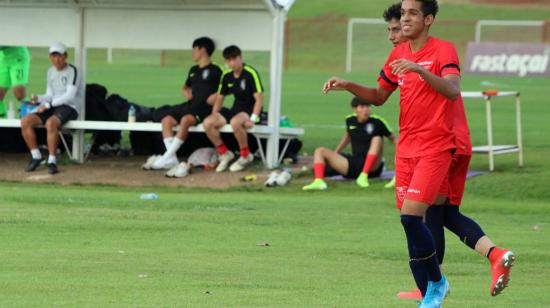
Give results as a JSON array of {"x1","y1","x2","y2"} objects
[
  {"x1": 216, "y1": 143, "x2": 228, "y2": 155},
  {"x1": 362, "y1": 154, "x2": 378, "y2": 173},
  {"x1": 240, "y1": 146, "x2": 250, "y2": 158},
  {"x1": 313, "y1": 163, "x2": 325, "y2": 179}
]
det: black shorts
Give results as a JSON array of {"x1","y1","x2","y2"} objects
[
  {"x1": 37, "y1": 105, "x2": 78, "y2": 126},
  {"x1": 163, "y1": 102, "x2": 190, "y2": 122},
  {"x1": 325, "y1": 153, "x2": 384, "y2": 179},
  {"x1": 188, "y1": 102, "x2": 212, "y2": 124},
  {"x1": 220, "y1": 107, "x2": 252, "y2": 122}
]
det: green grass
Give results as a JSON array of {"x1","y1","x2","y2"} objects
[
  {"x1": 2, "y1": 1, "x2": 550, "y2": 306},
  {"x1": 1, "y1": 182, "x2": 549, "y2": 307},
  {"x1": 289, "y1": 0, "x2": 550, "y2": 20}
]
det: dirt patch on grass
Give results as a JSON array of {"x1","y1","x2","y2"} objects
[{"x1": 0, "y1": 153, "x2": 312, "y2": 189}]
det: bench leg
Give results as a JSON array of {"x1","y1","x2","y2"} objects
[
  {"x1": 58, "y1": 132, "x2": 73, "y2": 160},
  {"x1": 254, "y1": 135, "x2": 267, "y2": 166},
  {"x1": 278, "y1": 138, "x2": 292, "y2": 165}
]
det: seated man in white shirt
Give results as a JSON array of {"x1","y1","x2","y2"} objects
[{"x1": 21, "y1": 42, "x2": 83, "y2": 174}]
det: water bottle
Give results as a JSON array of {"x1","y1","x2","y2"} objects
[
  {"x1": 140, "y1": 193, "x2": 158, "y2": 200},
  {"x1": 7, "y1": 100, "x2": 15, "y2": 119},
  {"x1": 128, "y1": 105, "x2": 136, "y2": 123}
]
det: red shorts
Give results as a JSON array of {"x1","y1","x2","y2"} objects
[
  {"x1": 438, "y1": 154, "x2": 471, "y2": 206},
  {"x1": 394, "y1": 151, "x2": 453, "y2": 209}
]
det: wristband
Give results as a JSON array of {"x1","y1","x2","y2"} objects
[{"x1": 250, "y1": 114, "x2": 259, "y2": 123}]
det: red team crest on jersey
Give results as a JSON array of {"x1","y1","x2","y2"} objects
[{"x1": 396, "y1": 186, "x2": 407, "y2": 202}]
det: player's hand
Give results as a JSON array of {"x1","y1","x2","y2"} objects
[
  {"x1": 206, "y1": 93, "x2": 218, "y2": 106},
  {"x1": 29, "y1": 95, "x2": 39, "y2": 105},
  {"x1": 323, "y1": 77, "x2": 349, "y2": 94},
  {"x1": 389, "y1": 59, "x2": 423, "y2": 75},
  {"x1": 244, "y1": 120, "x2": 255, "y2": 129},
  {"x1": 36, "y1": 105, "x2": 48, "y2": 113}
]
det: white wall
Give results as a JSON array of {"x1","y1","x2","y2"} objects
[
  {"x1": 0, "y1": 8, "x2": 78, "y2": 47},
  {"x1": 0, "y1": 7, "x2": 273, "y2": 51}
]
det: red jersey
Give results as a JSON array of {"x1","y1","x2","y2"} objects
[
  {"x1": 453, "y1": 96, "x2": 472, "y2": 155},
  {"x1": 378, "y1": 36, "x2": 460, "y2": 158}
]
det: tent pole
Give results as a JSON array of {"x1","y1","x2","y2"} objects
[
  {"x1": 73, "y1": 7, "x2": 86, "y2": 163},
  {"x1": 267, "y1": 6, "x2": 285, "y2": 169}
]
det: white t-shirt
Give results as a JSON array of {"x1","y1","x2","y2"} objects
[{"x1": 39, "y1": 64, "x2": 84, "y2": 114}]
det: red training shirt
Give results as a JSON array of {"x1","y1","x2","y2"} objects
[
  {"x1": 378, "y1": 36, "x2": 461, "y2": 158},
  {"x1": 452, "y1": 96, "x2": 472, "y2": 155}
]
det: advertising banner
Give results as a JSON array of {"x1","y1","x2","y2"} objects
[{"x1": 466, "y1": 42, "x2": 550, "y2": 77}]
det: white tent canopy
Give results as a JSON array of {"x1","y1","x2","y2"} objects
[{"x1": 0, "y1": 0, "x2": 294, "y2": 168}]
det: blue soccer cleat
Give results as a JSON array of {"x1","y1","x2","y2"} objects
[{"x1": 419, "y1": 275, "x2": 449, "y2": 308}]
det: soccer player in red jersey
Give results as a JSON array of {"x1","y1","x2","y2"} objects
[
  {"x1": 323, "y1": 0, "x2": 463, "y2": 306},
  {"x1": 377, "y1": 2, "x2": 516, "y2": 300}
]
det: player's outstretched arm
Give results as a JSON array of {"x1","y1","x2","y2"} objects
[
  {"x1": 323, "y1": 77, "x2": 393, "y2": 106},
  {"x1": 388, "y1": 133, "x2": 397, "y2": 146},
  {"x1": 334, "y1": 132, "x2": 350, "y2": 153},
  {"x1": 390, "y1": 59, "x2": 461, "y2": 100}
]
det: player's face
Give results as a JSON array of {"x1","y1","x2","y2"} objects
[
  {"x1": 387, "y1": 18, "x2": 404, "y2": 46},
  {"x1": 356, "y1": 104, "x2": 371, "y2": 120},
  {"x1": 49, "y1": 53, "x2": 67, "y2": 70},
  {"x1": 225, "y1": 56, "x2": 243, "y2": 71},
  {"x1": 400, "y1": 0, "x2": 433, "y2": 39},
  {"x1": 191, "y1": 46, "x2": 205, "y2": 62}
]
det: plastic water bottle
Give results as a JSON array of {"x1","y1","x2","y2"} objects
[
  {"x1": 140, "y1": 193, "x2": 158, "y2": 200},
  {"x1": 7, "y1": 100, "x2": 15, "y2": 119},
  {"x1": 128, "y1": 105, "x2": 136, "y2": 123}
]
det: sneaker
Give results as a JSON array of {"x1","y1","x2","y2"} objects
[
  {"x1": 356, "y1": 172, "x2": 370, "y2": 188},
  {"x1": 25, "y1": 158, "x2": 44, "y2": 172},
  {"x1": 229, "y1": 153, "x2": 253, "y2": 172},
  {"x1": 142, "y1": 155, "x2": 159, "y2": 170},
  {"x1": 152, "y1": 154, "x2": 178, "y2": 170},
  {"x1": 165, "y1": 164, "x2": 179, "y2": 177},
  {"x1": 384, "y1": 176, "x2": 396, "y2": 189},
  {"x1": 420, "y1": 275, "x2": 449, "y2": 308},
  {"x1": 276, "y1": 170, "x2": 292, "y2": 186},
  {"x1": 264, "y1": 171, "x2": 280, "y2": 187},
  {"x1": 173, "y1": 162, "x2": 191, "y2": 178},
  {"x1": 47, "y1": 163, "x2": 58, "y2": 175},
  {"x1": 397, "y1": 288, "x2": 422, "y2": 300},
  {"x1": 302, "y1": 179, "x2": 328, "y2": 191},
  {"x1": 489, "y1": 248, "x2": 515, "y2": 296},
  {"x1": 216, "y1": 151, "x2": 235, "y2": 172}
]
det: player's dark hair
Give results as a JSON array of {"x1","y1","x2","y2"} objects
[
  {"x1": 383, "y1": 2, "x2": 402, "y2": 22},
  {"x1": 223, "y1": 45, "x2": 242, "y2": 59},
  {"x1": 193, "y1": 37, "x2": 215, "y2": 56},
  {"x1": 414, "y1": 0, "x2": 439, "y2": 18},
  {"x1": 351, "y1": 97, "x2": 371, "y2": 107}
]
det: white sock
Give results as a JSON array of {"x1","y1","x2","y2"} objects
[
  {"x1": 48, "y1": 155, "x2": 56, "y2": 164},
  {"x1": 163, "y1": 137, "x2": 173, "y2": 150},
  {"x1": 30, "y1": 148, "x2": 41, "y2": 160},
  {"x1": 164, "y1": 138, "x2": 184, "y2": 158}
]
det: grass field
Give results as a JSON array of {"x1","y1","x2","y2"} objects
[{"x1": 1, "y1": 0, "x2": 550, "y2": 306}]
